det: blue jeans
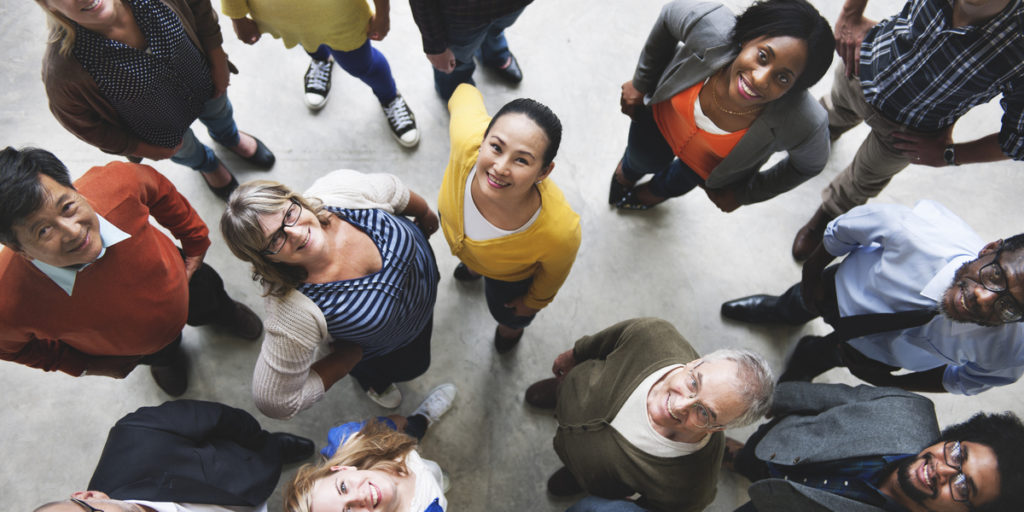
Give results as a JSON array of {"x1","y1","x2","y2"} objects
[
  {"x1": 433, "y1": 7, "x2": 525, "y2": 100},
  {"x1": 171, "y1": 93, "x2": 240, "y2": 173},
  {"x1": 566, "y1": 496, "x2": 649, "y2": 512},
  {"x1": 620, "y1": 105, "x2": 704, "y2": 199},
  {"x1": 484, "y1": 276, "x2": 535, "y2": 329},
  {"x1": 309, "y1": 40, "x2": 397, "y2": 105}
]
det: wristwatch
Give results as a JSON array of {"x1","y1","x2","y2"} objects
[{"x1": 943, "y1": 144, "x2": 958, "y2": 166}]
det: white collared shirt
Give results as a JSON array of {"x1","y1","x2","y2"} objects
[{"x1": 128, "y1": 500, "x2": 266, "y2": 512}]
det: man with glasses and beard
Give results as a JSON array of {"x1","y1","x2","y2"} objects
[
  {"x1": 721, "y1": 200, "x2": 1024, "y2": 395},
  {"x1": 726, "y1": 381, "x2": 1024, "y2": 512}
]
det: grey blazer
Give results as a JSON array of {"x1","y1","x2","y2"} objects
[
  {"x1": 745, "y1": 382, "x2": 939, "y2": 512},
  {"x1": 631, "y1": 0, "x2": 830, "y2": 205}
]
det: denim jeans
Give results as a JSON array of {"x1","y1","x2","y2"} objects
[
  {"x1": 484, "y1": 276, "x2": 536, "y2": 329},
  {"x1": 620, "y1": 105, "x2": 704, "y2": 199},
  {"x1": 309, "y1": 40, "x2": 397, "y2": 105},
  {"x1": 566, "y1": 496, "x2": 649, "y2": 512},
  {"x1": 433, "y1": 7, "x2": 525, "y2": 100},
  {"x1": 171, "y1": 94, "x2": 240, "y2": 173}
]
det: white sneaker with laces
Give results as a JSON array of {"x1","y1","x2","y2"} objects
[
  {"x1": 366, "y1": 383, "x2": 402, "y2": 409},
  {"x1": 304, "y1": 58, "x2": 332, "y2": 111},
  {"x1": 382, "y1": 93, "x2": 420, "y2": 147},
  {"x1": 412, "y1": 383, "x2": 457, "y2": 424}
]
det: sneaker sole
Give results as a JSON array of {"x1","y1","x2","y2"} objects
[{"x1": 304, "y1": 94, "x2": 330, "y2": 111}]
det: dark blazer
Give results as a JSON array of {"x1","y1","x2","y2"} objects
[
  {"x1": 631, "y1": 0, "x2": 830, "y2": 205},
  {"x1": 744, "y1": 383, "x2": 939, "y2": 512},
  {"x1": 87, "y1": 400, "x2": 284, "y2": 506}
]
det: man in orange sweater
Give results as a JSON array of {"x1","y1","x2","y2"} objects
[{"x1": 0, "y1": 147, "x2": 261, "y2": 395}]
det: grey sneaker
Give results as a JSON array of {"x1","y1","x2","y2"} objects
[
  {"x1": 382, "y1": 94, "x2": 420, "y2": 147},
  {"x1": 366, "y1": 383, "x2": 402, "y2": 409},
  {"x1": 412, "y1": 383, "x2": 456, "y2": 424},
  {"x1": 304, "y1": 58, "x2": 332, "y2": 111}
]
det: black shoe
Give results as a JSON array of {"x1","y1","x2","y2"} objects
[
  {"x1": 494, "y1": 326, "x2": 524, "y2": 354},
  {"x1": 779, "y1": 335, "x2": 842, "y2": 382},
  {"x1": 205, "y1": 161, "x2": 239, "y2": 201},
  {"x1": 525, "y1": 378, "x2": 558, "y2": 409},
  {"x1": 150, "y1": 346, "x2": 189, "y2": 396},
  {"x1": 453, "y1": 262, "x2": 481, "y2": 282},
  {"x1": 490, "y1": 53, "x2": 523, "y2": 84},
  {"x1": 304, "y1": 57, "x2": 333, "y2": 111},
  {"x1": 272, "y1": 432, "x2": 315, "y2": 464},
  {"x1": 224, "y1": 133, "x2": 275, "y2": 169},
  {"x1": 608, "y1": 174, "x2": 630, "y2": 205},
  {"x1": 219, "y1": 300, "x2": 263, "y2": 341},
  {"x1": 547, "y1": 466, "x2": 583, "y2": 496},
  {"x1": 720, "y1": 295, "x2": 784, "y2": 324}
]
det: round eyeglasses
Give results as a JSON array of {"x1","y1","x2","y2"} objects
[{"x1": 976, "y1": 241, "x2": 1023, "y2": 323}]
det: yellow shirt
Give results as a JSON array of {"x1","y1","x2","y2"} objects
[
  {"x1": 438, "y1": 85, "x2": 582, "y2": 310},
  {"x1": 221, "y1": 0, "x2": 372, "y2": 53}
]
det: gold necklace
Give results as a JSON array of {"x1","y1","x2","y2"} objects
[{"x1": 710, "y1": 71, "x2": 763, "y2": 116}]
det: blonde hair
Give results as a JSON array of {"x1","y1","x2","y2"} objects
[
  {"x1": 284, "y1": 420, "x2": 418, "y2": 512},
  {"x1": 220, "y1": 180, "x2": 334, "y2": 296},
  {"x1": 35, "y1": 0, "x2": 78, "y2": 57}
]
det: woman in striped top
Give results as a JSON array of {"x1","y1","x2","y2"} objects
[{"x1": 221, "y1": 170, "x2": 440, "y2": 418}]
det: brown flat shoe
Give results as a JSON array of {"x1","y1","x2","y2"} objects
[{"x1": 525, "y1": 378, "x2": 558, "y2": 409}]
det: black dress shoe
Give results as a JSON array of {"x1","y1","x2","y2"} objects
[
  {"x1": 494, "y1": 326, "x2": 524, "y2": 354},
  {"x1": 720, "y1": 295, "x2": 783, "y2": 324},
  {"x1": 490, "y1": 53, "x2": 523, "y2": 84},
  {"x1": 779, "y1": 335, "x2": 843, "y2": 382},
  {"x1": 525, "y1": 378, "x2": 558, "y2": 409},
  {"x1": 219, "y1": 300, "x2": 263, "y2": 341},
  {"x1": 608, "y1": 174, "x2": 630, "y2": 205},
  {"x1": 272, "y1": 432, "x2": 315, "y2": 464},
  {"x1": 453, "y1": 262, "x2": 481, "y2": 282},
  {"x1": 547, "y1": 466, "x2": 583, "y2": 496},
  {"x1": 149, "y1": 346, "x2": 189, "y2": 397}
]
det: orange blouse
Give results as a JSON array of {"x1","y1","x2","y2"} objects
[{"x1": 652, "y1": 81, "x2": 746, "y2": 179}]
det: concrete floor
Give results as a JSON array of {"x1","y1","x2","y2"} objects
[{"x1": 2, "y1": 0, "x2": 1022, "y2": 510}]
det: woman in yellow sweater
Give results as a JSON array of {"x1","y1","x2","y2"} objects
[
  {"x1": 222, "y1": 0, "x2": 419, "y2": 147},
  {"x1": 438, "y1": 84, "x2": 581, "y2": 353}
]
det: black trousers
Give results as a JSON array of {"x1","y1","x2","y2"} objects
[{"x1": 349, "y1": 317, "x2": 433, "y2": 393}]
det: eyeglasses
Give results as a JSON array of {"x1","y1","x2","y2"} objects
[
  {"x1": 70, "y1": 498, "x2": 104, "y2": 512},
  {"x1": 977, "y1": 241, "x2": 1023, "y2": 323},
  {"x1": 680, "y1": 361, "x2": 725, "y2": 430},
  {"x1": 943, "y1": 440, "x2": 974, "y2": 507},
  {"x1": 261, "y1": 199, "x2": 302, "y2": 256}
]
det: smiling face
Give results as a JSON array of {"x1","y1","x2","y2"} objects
[
  {"x1": 257, "y1": 201, "x2": 326, "y2": 267},
  {"x1": 889, "y1": 441, "x2": 1000, "y2": 512},
  {"x1": 39, "y1": 0, "x2": 120, "y2": 32},
  {"x1": 475, "y1": 113, "x2": 555, "y2": 202},
  {"x1": 941, "y1": 241, "x2": 1024, "y2": 326},
  {"x1": 11, "y1": 174, "x2": 103, "y2": 268},
  {"x1": 310, "y1": 466, "x2": 403, "y2": 512},
  {"x1": 725, "y1": 35, "x2": 808, "y2": 108},
  {"x1": 646, "y1": 359, "x2": 748, "y2": 443}
]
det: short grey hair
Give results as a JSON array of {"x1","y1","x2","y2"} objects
[{"x1": 702, "y1": 348, "x2": 774, "y2": 428}]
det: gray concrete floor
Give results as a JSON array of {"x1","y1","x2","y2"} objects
[{"x1": 2, "y1": 0, "x2": 1022, "y2": 510}]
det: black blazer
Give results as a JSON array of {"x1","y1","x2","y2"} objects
[{"x1": 87, "y1": 400, "x2": 284, "y2": 506}]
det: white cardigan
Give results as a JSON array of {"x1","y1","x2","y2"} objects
[{"x1": 252, "y1": 170, "x2": 411, "y2": 419}]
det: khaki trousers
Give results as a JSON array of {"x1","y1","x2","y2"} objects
[{"x1": 820, "y1": 65, "x2": 944, "y2": 216}]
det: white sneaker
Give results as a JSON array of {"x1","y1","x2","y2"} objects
[
  {"x1": 412, "y1": 383, "x2": 456, "y2": 424},
  {"x1": 382, "y1": 93, "x2": 420, "y2": 147},
  {"x1": 366, "y1": 383, "x2": 402, "y2": 409},
  {"x1": 304, "y1": 58, "x2": 332, "y2": 111}
]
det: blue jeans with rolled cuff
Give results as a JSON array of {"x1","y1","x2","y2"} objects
[
  {"x1": 171, "y1": 94, "x2": 240, "y2": 173},
  {"x1": 433, "y1": 7, "x2": 525, "y2": 100}
]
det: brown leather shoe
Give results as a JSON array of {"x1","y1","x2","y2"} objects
[
  {"x1": 525, "y1": 378, "x2": 558, "y2": 409},
  {"x1": 221, "y1": 301, "x2": 263, "y2": 341},
  {"x1": 547, "y1": 466, "x2": 583, "y2": 496},
  {"x1": 722, "y1": 437, "x2": 745, "y2": 472},
  {"x1": 791, "y1": 206, "x2": 834, "y2": 261}
]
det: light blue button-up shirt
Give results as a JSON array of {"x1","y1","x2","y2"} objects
[
  {"x1": 824, "y1": 200, "x2": 1024, "y2": 395},
  {"x1": 31, "y1": 215, "x2": 130, "y2": 296}
]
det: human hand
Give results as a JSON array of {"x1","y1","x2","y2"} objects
[
  {"x1": 207, "y1": 46, "x2": 231, "y2": 97},
  {"x1": 620, "y1": 80, "x2": 644, "y2": 118},
  {"x1": 183, "y1": 252, "x2": 206, "y2": 281},
  {"x1": 551, "y1": 349, "x2": 576, "y2": 382},
  {"x1": 367, "y1": 11, "x2": 390, "y2": 40},
  {"x1": 85, "y1": 355, "x2": 141, "y2": 378},
  {"x1": 504, "y1": 296, "x2": 540, "y2": 318},
  {"x1": 834, "y1": 11, "x2": 876, "y2": 76},
  {"x1": 704, "y1": 187, "x2": 740, "y2": 212},
  {"x1": 231, "y1": 18, "x2": 261, "y2": 44},
  {"x1": 414, "y1": 208, "x2": 439, "y2": 238},
  {"x1": 892, "y1": 130, "x2": 952, "y2": 167},
  {"x1": 427, "y1": 49, "x2": 456, "y2": 73}
]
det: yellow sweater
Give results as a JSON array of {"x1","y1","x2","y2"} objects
[
  {"x1": 438, "y1": 85, "x2": 582, "y2": 310},
  {"x1": 221, "y1": 0, "x2": 372, "y2": 53}
]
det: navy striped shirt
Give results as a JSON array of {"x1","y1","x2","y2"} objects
[
  {"x1": 298, "y1": 208, "x2": 439, "y2": 359},
  {"x1": 858, "y1": 0, "x2": 1024, "y2": 159}
]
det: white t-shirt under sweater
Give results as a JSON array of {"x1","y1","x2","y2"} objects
[
  {"x1": 463, "y1": 167, "x2": 540, "y2": 240},
  {"x1": 127, "y1": 501, "x2": 266, "y2": 512},
  {"x1": 609, "y1": 364, "x2": 710, "y2": 457},
  {"x1": 406, "y1": 450, "x2": 448, "y2": 511}
]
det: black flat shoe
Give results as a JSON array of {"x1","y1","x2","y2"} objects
[
  {"x1": 490, "y1": 53, "x2": 523, "y2": 84},
  {"x1": 453, "y1": 262, "x2": 481, "y2": 282},
  {"x1": 225, "y1": 133, "x2": 275, "y2": 169},
  {"x1": 206, "y1": 172, "x2": 239, "y2": 201},
  {"x1": 494, "y1": 326, "x2": 524, "y2": 354},
  {"x1": 615, "y1": 190, "x2": 651, "y2": 210},
  {"x1": 609, "y1": 174, "x2": 630, "y2": 205}
]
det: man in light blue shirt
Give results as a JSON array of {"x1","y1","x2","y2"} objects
[{"x1": 722, "y1": 200, "x2": 1024, "y2": 395}]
